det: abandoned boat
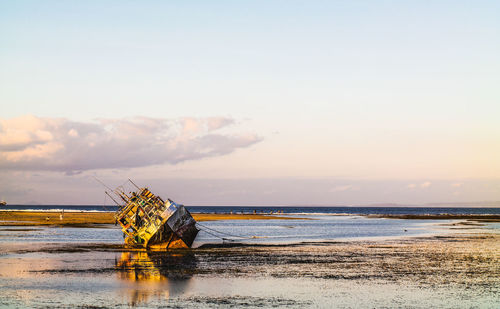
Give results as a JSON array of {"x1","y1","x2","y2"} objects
[{"x1": 109, "y1": 180, "x2": 199, "y2": 250}]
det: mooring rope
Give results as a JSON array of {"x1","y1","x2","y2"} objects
[
  {"x1": 196, "y1": 222, "x2": 266, "y2": 241},
  {"x1": 197, "y1": 227, "x2": 236, "y2": 242}
]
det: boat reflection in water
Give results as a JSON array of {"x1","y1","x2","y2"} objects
[{"x1": 115, "y1": 250, "x2": 197, "y2": 306}]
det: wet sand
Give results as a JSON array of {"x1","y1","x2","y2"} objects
[
  {"x1": 0, "y1": 230, "x2": 498, "y2": 308},
  {"x1": 3, "y1": 210, "x2": 499, "y2": 227},
  {"x1": 8, "y1": 230, "x2": 498, "y2": 285},
  {"x1": 1, "y1": 211, "x2": 499, "y2": 307},
  {"x1": 0, "y1": 211, "x2": 297, "y2": 226},
  {"x1": 369, "y1": 214, "x2": 500, "y2": 222}
]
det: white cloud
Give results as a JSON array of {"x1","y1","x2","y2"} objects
[
  {"x1": 407, "y1": 183, "x2": 417, "y2": 189},
  {"x1": 0, "y1": 115, "x2": 261, "y2": 173},
  {"x1": 451, "y1": 182, "x2": 463, "y2": 188}
]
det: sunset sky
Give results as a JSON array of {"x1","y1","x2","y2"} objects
[{"x1": 1, "y1": 1, "x2": 499, "y2": 205}]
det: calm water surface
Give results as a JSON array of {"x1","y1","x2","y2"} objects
[
  {"x1": 0, "y1": 247, "x2": 497, "y2": 308},
  {"x1": 3, "y1": 205, "x2": 500, "y2": 215},
  {"x1": 0, "y1": 215, "x2": 498, "y2": 308},
  {"x1": 0, "y1": 216, "x2": 454, "y2": 245}
]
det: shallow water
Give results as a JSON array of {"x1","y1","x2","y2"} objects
[
  {"x1": 1, "y1": 272, "x2": 496, "y2": 308},
  {"x1": 0, "y1": 216, "x2": 452, "y2": 246},
  {"x1": 1, "y1": 243, "x2": 498, "y2": 308},
  {"x1": 0, "y1": 216, "x2": 498, "y2": 308},
  {"x1": 193, "y1": 215, "x2": 452, "y2": 246}
]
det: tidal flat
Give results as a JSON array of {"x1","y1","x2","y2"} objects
[
  {"x1": 0, "y1": 216, "x2": 498, "y2": 308},
  {"x1": 0, "y1": 211, "x2": 295, "y2": 227}
]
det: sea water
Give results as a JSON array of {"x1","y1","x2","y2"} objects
[
  {"x1": 3, "y1": 204, "x2": 500, "y2": 215},
  {"x1": 0, "y1": 209, "x2": 498, "y2": 308},
  {"x1": 0, "y1": 215, "x2": 454, "y2": 246}
]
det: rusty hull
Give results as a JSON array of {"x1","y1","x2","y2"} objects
[{"x1": 113, "y1": 187, "x2": 198, "y2": 250}]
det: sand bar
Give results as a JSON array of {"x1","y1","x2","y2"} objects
[
  {"x1": 368, "y1": 214, "x2": 500, "y2": 222},
  {"x1": 0, "y1": 211, "x2": 299, "y2": 226}
]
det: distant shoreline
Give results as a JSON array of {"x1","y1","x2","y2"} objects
[
  {"x1": 366, "y1": 214, "x2": 500, "y2": 222},
  {"x1": 0, "y1": 211, "x2": 299, "y2": 226},
  {"x1": 3, "y1": 204, "x2": 500, "y2": 208},
  {"x1": 1, "y1": 210, "x2": 499, "y2": 226}
]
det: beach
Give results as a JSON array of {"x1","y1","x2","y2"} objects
[
  {"x1": 0, "y1": 231, "x2": 498, "y2": 308},
  {"x1": 0, "y1": 211, "x2": 297, "y2": 226},
  {"x1": 2, "y1": 210, "x2": 499, "y2": 227},
  {"x1": 0, "y1": 210, "x2": 499, "y2": 308}
]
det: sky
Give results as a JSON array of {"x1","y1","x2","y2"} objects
[{"x1": 1, "y1": 1, "x2": 499, "y2": 205}]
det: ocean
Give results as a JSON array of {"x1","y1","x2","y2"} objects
[
  {"x1": 1, "y1": 205, "x2": 499, "y2": 308},
  {"x1": 2, "y1": 204, "x2": 500, "y2": 215},
  {"x1": 0, "y1": 214, "x2": 453, "y2": 245},
  {"x1": 2, "y1": 205, "x2": 498, "y2": 245}
]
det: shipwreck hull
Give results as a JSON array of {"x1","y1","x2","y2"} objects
[
  {"x1": 113, "y1": 185, "x2": 199, "y2": 250},
  {"x1": 145, "y1": 209, "x2": 199, "y2": 249}
]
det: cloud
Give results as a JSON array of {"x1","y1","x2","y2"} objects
[
  {"x1": 451, "y1": 182, "x2": 463, "y2": 188},
  {"x1": 0, "y1": 115, "x2": 262, "y2": 173},
  {"x1": 407, "y1": 183, "x2": 417, "y2": 189}
]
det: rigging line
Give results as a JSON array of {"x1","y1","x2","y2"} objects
[
  {"x1": 94, "y1": 176, "x2": 122, "y2": 206},
  {"x1": 128, "y1": 179, "x2": 140, "y2": 190},
  {"x1": 120, "y1": 179, "x2": 134, "y2": 189},
  {"x1": 196, "y1": 223, "x2": 249, "y2": 238},
  {"x1": 102, "y1": 193, "x2": 110, "y2": 212},
  {"x1": 198, "y1": 227, "x2": 235, "y2": 242},
  {"x1": 93, "y1": 176, "x2": 114, "y2": 192},
  {"x1": 196, "y1": 222, "x2": 255, "y2": 239}
]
